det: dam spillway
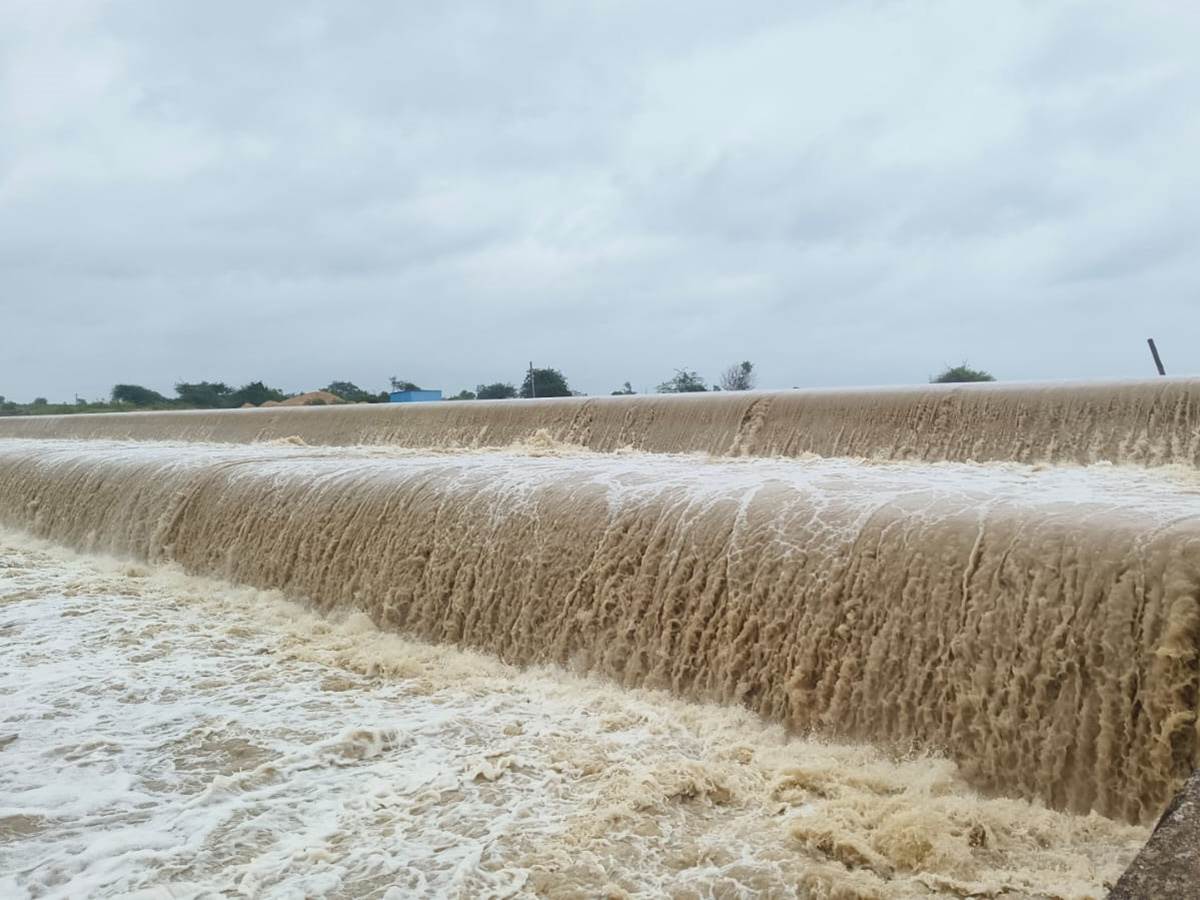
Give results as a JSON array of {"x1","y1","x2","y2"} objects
[{"x1": 2, "y1": 382, "x2": 1199, "y2": 897}]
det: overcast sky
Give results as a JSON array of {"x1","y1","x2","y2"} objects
[{"x1": 3, "y1": 1, "x2": 1199, "y2": 402}]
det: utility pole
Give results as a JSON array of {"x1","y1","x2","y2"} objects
[
  {"x1": 529, "y1": 361, "x2": 536, "y2": 398},
  {"x1": 1147, "y1": 339, "x2": 1166, "y2": 376}
]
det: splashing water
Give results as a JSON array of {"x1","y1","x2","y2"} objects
[
  {"x1": 0, "y1": 439, "x2": 1196, "y2": 823},
  {"x1": 0, "y1": 532, "x2": 1147, "y2": 899},
  {"x1": 2, "y1": 383, "x2": 1198, "y2": 896}
]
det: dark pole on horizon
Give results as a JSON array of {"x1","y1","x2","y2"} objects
[
  {"x1": 529, "y1": 361, "x2": 536, "y2": 398},
  {"x1": 1147, "y1": 339, "x2": 1166, "y2": 376}
]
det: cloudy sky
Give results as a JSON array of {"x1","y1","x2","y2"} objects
[{"x1": 3, "y1": 1, "x2": 1199, "y2": 402}]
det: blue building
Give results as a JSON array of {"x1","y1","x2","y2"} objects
[{"x1": 389, "y1": 389, "x2": 443, "y2": 403}]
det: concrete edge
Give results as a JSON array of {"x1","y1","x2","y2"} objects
[{"x1": 1107, "y1": 767, "x2": 1200, "y2": 899}]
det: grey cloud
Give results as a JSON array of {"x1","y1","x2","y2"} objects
[{"x1": 2, "y1": 0, "x2": 1199, "y2": 403}]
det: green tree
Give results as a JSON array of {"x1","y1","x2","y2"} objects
[
  {"x1": 447, "y1": 389, "x2": 477, "y2": 401},
  {"x1": 175, "y1": 381, "x2": 233, "y2": 408},
  {"x1": 112, "y1": 384, "x2": 169, "y2": 407},
  {"x1": 611, "y1": 381, "x2": 635, "y2": 395},
  {"x1": 931, "y1": 362, "x2": 995, "y2": 383},
  {"x1": 323, "y1": 381, "x2": 377, "y2": 403},
  {"x1": 520, "y1": 367, "x2": 571, "y2": 399},
  {"x1": 656, "y1": 369, "x2": 708, "y2": 393},
  {"x1": 476, "y1": 382, "x2": 517, "y2": 400},
  {"x1": 719, "y1": 361, "x2": 757, "y2": 391},
  {"x1": 229, "y1": 381, "x2": 286, "y2": 407},
  {"x1": 389, "y1": 376, "x2": 421, "y2": 392}
]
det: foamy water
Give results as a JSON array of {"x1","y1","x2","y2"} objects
[
  {"x1": 0, "y1": 530, "x2": 1146, "y2": 899},
  {"x1": 3, "y1": 439, "x2": 1198, "y2": 822}
]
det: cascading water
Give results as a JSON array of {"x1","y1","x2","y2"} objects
[{"x1": 2, "y1": 383, "x2": 1197, "y2": 898}]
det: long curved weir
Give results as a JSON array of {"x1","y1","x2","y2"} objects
[
  {"x1": 3, "y1": 377, "x2": 1200, "y2": 466},
  {"x1": 2, "y1": 381, "x2": 1198, "y2": 898}
]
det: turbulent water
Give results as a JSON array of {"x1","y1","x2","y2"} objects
[
  {"x1": 3, "y1": 378, "x2": 1200, "y2": 465},
  {"x1": 0, "y1": 437, "x2": 1197, "y2": 827},
  {"x1": 0, "y1": 531, "x2": 1148, "y2": 899},
  {"x1": 1, "y1": 382, "x2": 1199, "y2": 896}
]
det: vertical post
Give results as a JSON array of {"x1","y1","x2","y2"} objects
[
  {"x1": 529, "y1": 361, "x2": 536, "y2": 398},
  {"x1": 1147, "y1": 339, "x2": 1166, "y2": 376}
]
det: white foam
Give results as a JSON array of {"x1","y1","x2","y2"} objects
[{"x1": 0, "y1": 531, "x2": 1146, "y2": 899}]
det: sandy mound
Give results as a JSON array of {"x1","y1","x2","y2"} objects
[{"x1": 259, "y1": 391, "x2": 345, "y2": 408}]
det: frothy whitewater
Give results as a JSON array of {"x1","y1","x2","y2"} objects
[
  {"x1": 0, "y1": 532, "x2": 1145, "y2": 899},
  {"x1": 4, "y1": 384, "x2": 1199, "y2": 897},
  {"x1": 2, "y1": 439, "x2": 1197, "y2": 825}
]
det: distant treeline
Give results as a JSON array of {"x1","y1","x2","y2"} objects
[
  {"x1": 0, "y1": 380, "x2": 388, "y2": 416},
  {"x1": 1, "y1": 361, "x2": 994, "y2": 416}
]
